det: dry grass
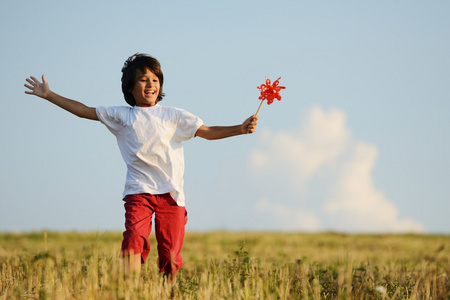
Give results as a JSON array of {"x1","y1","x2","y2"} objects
[{"x1": 0, "y1": 231, "x2": 448, "y2": 299}]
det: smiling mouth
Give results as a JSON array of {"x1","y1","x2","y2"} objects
[{"x1": 145, "y1": 90, "x2": 156, "y2": 96}]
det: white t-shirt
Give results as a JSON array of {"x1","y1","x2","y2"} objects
[{"x1": 96, "y1": 104, "x2": 203, "y2": 206}]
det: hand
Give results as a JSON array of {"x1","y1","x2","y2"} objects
[
  {"x1": 241, "y1": 114, "x2": 258, "y2": 134},
  {"x1": 24, "y1": 74, "x2": 50, "y2": 99}
]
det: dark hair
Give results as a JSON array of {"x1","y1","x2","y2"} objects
[{"x1": 121, "y1": 53, "x2": 165, "y2": 106}]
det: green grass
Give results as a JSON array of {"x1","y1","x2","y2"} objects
[{"x1": 0, "y1": 231, "x2": 448, "y2": 299}]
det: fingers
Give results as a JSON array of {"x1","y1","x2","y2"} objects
[
  {"x1": 24, "y1": 77, "x2": 37, "y2": 93},
  {"x1": 24, "y1": 78, "x2": 35, "y2": 93},
  {"x1": 247, "y1": 114, "x2": 258, "y2": 122},
  {"x1": 245, "y1": 114, "x2": 258, "y2": 134},
  {"x1": 25, "y1": 76, "x2": 38, "y2": 87},
  {"x1": 27, "y1": 76, "x2": 40, "y2": 86},
  {"x1": 244, "y1": 114, "x2": 258, "y2": 125},
  {"x1": 24, "y1": 75, "x2": 44, "y2": 95},
  {"x1": 24, "y1": 74, "x2": 50, "y2": 99},
  {"x1": 25, "y1": 75, "x2": 45, "y2": 85}
]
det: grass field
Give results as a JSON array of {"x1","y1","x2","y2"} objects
[{"x1": 0, "y1": 231, "x2": 448, "y2": 299}]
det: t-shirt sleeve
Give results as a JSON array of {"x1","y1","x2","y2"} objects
[
  {"x1": 96, "y1": 106, "x2": 129, "y2": 135},
  {"x1": 175, "y1": 109, "x2": 203, "y2": 141}
]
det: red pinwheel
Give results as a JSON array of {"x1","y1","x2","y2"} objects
[{"x1": 256, "y1": 77, "x2": 285, "y2": 116}]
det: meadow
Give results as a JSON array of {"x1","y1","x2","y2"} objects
[{"x1": 0, "y1": 231, "x2": 448, "y2": 299}]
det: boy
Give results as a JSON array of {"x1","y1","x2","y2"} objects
[{"x1": 24, "y1": 53, "x2": 258, "y2": 285}]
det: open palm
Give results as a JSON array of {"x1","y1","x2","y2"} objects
[{"x1": 24, "y1": 75, "x2": 50, "y2": 99}]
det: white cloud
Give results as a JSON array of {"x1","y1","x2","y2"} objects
[
  {"x1": 248, "y1": 105, "x2": 425, "y2": 233},
  {"x1": 324, "y1": 142, "x2": 425, "y2": 233},
  {"x1": 251, "y1": 106, "x2": 350, "y2": 190}
]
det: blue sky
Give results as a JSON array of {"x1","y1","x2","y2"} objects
[{"x1": 1, "y1": 1, "x2": 449, "y2": 233}]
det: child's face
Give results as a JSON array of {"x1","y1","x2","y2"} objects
[{"x1": 131, "y1": 68, "x2": 161, "y2": 107}]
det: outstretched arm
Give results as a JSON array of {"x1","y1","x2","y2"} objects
[
  {"x1": 24, "y1": 74, "x2": 98, "y2": 121},
  {"x1": 196, "y1": 115, "x2": 258, "y2": 140}
]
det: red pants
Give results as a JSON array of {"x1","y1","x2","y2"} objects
[{"x1": 121, "y1": 193, "x2": 187, "y2": 273}]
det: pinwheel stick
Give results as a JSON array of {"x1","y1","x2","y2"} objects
[{"x1": 255, "y1": 100, "x2": 265, "y2": 116}]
